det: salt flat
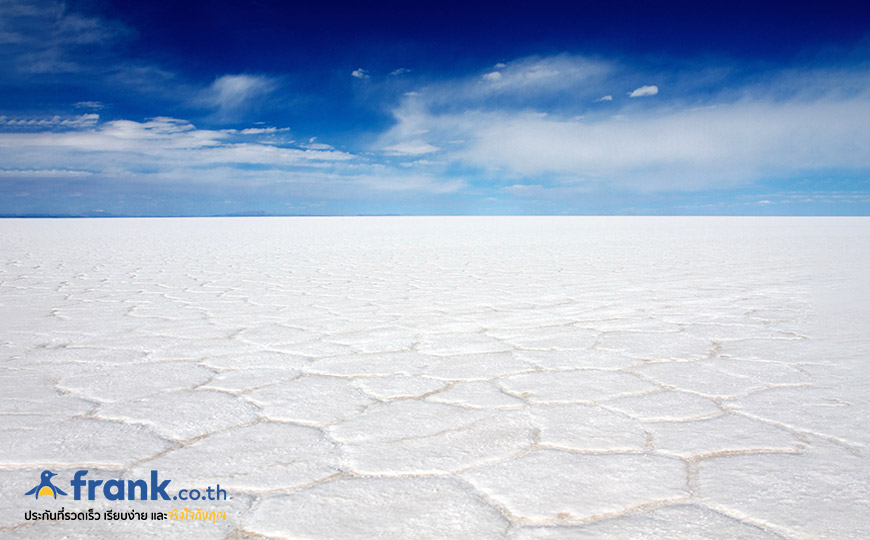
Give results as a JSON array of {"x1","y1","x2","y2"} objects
[{"x1": 0, "y1": 216, "x2": 868, "y2": 539}]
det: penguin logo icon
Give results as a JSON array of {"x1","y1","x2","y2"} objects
[{"x1": 25, "y1": 470, "x2": 68, "y2": 499}]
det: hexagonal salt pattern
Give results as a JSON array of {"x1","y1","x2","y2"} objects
[
  {"x1": 461, "y1": 450, "x2": 689, "y2": 524},
  {"x1": 1, "y1": 216, "x2": 868, "y2": 538},
  {"x1": 245, "y1": 477, "x2": 510, "y2": 539}
]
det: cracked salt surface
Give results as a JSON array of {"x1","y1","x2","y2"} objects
[{"x1": 1, "y1": 216, "x2": 869, "y2": 538}]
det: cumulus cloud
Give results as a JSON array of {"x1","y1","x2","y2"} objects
[
  {"x1": 459, "y1": 98, "x2": 870, "y2": 190},
  {"x1": 351, "y1": 68, "x2": 369, "y2": 79},
  {"x1": 374, "y1": 57, "x2": 870, "y2": 193},
  {"x1": 628, "y1": 85, "x2": 659, "y2": 97},
  {"x1": 0, "y1": 117, "x2": 351, "y2": 177},
  {"x1": 373, "y1": 57, "x2": 610, "y2": 159},
  {"x1": 6, "y1": 49, "x2": 870, "y2": 211},
  {"x1": 0, "y1": 115, "x2": 468, "y2": 203}
]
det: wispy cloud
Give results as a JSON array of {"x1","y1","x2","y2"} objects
[
  {"x1": 1, "y1": 0, "x2": 133, "y2": 75},
  {"x1": 237, "y1": 126, "x2": 290, "y2": 135},
  {"x1": 74, "y1": 101, "x2": 105, "y2": 109},
  {"x1": 0, "y1": 168, "x2": 94, "y2": 178},
  {"x1": 0, "y1": 1, "x2": 198, "y2": 112},
  {"x1": 383, "y1": 140, "x2": 440, "y2": 156},
  {"x1": 351, "y1": 68, "x2": 369, "y2": 79},
  {"x1": 476, "y1": 55, "x2": 610, "y2": 95},
  {"x1": 198, "y1": 74, "x2": 278, "y2": 120},
  {"x1": 301, "y1": 137, "x2": 334, "y2": 150},
  {"x1": 357, "y1": 174, "x2": 465, "y2": 193},
  {"x1": 740, "y1": 190, "x2": 870, "y2": 206},
  {"x1": 0, "y1": 114, "x2": 99, "y2": 128}
]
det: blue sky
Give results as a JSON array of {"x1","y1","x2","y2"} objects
[{"x1": 1, "y1": 0, "x2": 869, "y2": 216}]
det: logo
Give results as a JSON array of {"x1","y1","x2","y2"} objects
[
  {"x1": 23, "y1": 469, "x2": 227, "y2": 502},
  {"x1": 25, "y1": 470, "x2": 68, "y2": 499},
  {"x1": 22, "y1": 469, "x2": 230, "y2": 525}
]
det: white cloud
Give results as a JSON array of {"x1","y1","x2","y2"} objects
[
  {"x1": 0, "y1": 114, "x2": 99, "y2": 128},
  {"x1": 504, "y1": 183, "x2": 544, "y2": 193},
  {"x1": 373, "y1": 57, "x2": 870, "y2": 192},
  {"x1": 459, "y1": 98, "x2": 870, "y2": 190},
  {"x1": 357, "y1": 174, "x2": 465, "y2": 193},
  {"x1": 1, "y1": 1, "x2": 133, "y2": 74},
  {"x1": 199, "y1": 74, "x2": 277, "y2": 119},
  {"x1": 0, "y1": 168, "x2": 94, "y2": 177},
  {"x1": 374, "y1": 98, "x2": 441, "y2": 156},
  {"x1": 107, "y1": 63, "x2": 178, "y2": 96},
  {"x1": 74, "y1": 101, "x2": 105, "y2": 109},
  {"x1": 476, "y1": 55, "x2": 610, "y2": 95},
  {"x1": 55, "y1": 12, "x2": 132, "y2": 45},
  {"x1": 383, "y1": 140, "x2": 440, "y2": 155},
  {"x1": 398, "y1": 159, "x2": 440, "y2": 167},
  {"x1": 389, "y1": 68, "x2": 411, "y2": 76},
  {"x1": 239, "y1": 126, "x2": 289, "y2": 135},
  {"x1": 741, "y1": 191, "x2": 870, "y2": 206},
  {"x1": 300, "y1": 136, "x2": 333, "y2": 150},
  {"x1": 0, "y1": 117, "x2": 352, "y2": 173},
  {"x1": 351, "y1": 68, "x2": 369, "y2": 79},
  {"x1": 628, "y1": 85, "x2": 659, "y2": 97},
  {"x1": 383, "y1": 55, "x2": 613, "y2": 121},
  {"x1": 0, "y1": 116, "x2": 469, "y2": 201},
  {"x1": 6, "y1": 51, "x2": 870, "y2": 206}
]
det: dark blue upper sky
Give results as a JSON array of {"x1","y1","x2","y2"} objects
[{"x1": 1, "y1": 0, "x2": 869, "y2": 215}]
